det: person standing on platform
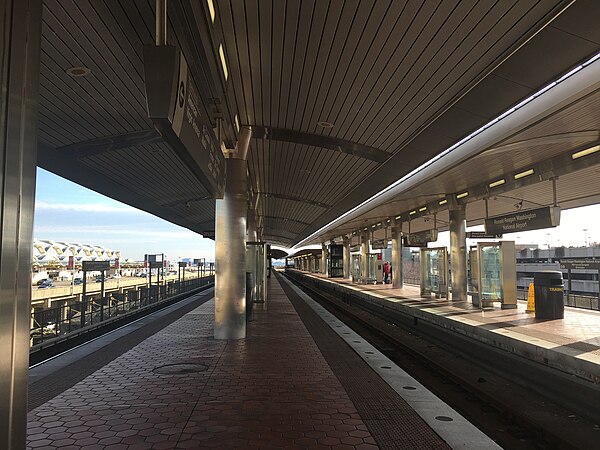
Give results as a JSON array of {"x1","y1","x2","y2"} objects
[{"x1": 383, "y1": 261, "x2": 390, "y2": 284}]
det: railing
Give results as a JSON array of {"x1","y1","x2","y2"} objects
[{"x1": 30, "y1": 276, "x2": 214, "y2": 348}]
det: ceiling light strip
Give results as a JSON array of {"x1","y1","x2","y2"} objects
[{"x1": 293, "y1": 50, "x2": 600, "y2": 248}]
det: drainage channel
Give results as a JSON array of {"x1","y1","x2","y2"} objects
[{"x1": 285, "y1": 272, "x2": 599, "y2": 450}]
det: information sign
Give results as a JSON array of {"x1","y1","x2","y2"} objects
[
  {"x1": 407, "y1": 229, "x2": 438, "y2": 247},
  {"x1": 178, "y1": 261, "x2": 188, "y2": 268},
  {"x1": 82, "y1": 261, "x2": 109, "y2": 271},
  {"x1": 559, "y1": 260, "x2": 600, "y2": 270},
  {"x1": 349, "y1": 244, "x2": 361, "y2": 252},
  {"x1": 371, "y1": 239, "x2": 388, "y2": 250},
  {"x1": 485, "y1": 207, "x2": 560, "y2": 235},
  {"x1": 67, "y1": 255, "x2": 74, "y2": 270},
  {"x1": 144, "y1": 46, "x2": 225, "y2": 198},
  {"x1": 149, "y1": 261, "x2": 162, "y2": 269},
  {"x1": 466, "y1": 231, "x2": 503, "y2": 239}
]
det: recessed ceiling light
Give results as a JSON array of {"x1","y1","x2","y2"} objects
[
  {"x1": 439, "y1": 199, "x2": 447, "y2": 205},
  {"x1": 419, "y1": 206, "x2": 427, "y2": 212},
  {"x1": 572, "y1": 144, "x2": 600, "y2": 160},
  {"x1": 66, "y1": 66, "x2": 91, "y2": 77},
  {"x1": 514, "y1": 168, "x2": 534, "y2": 180},
  {"x1": 317, "y1": 121, "x2": 334, "y2": 129},
  {"x1": 489, "y1": 179, "x2": 505, "y2": 188},
  {"x1": 457, "y1": 191, "x2": 469, "y2": 199}
]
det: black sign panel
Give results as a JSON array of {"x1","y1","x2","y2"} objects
[
  {"x1": 559, "y1": 260, "x2": 600, "y2": 270},
  {"x1": 466, "y1": 231, "x2": 503, "y2": 239},
  {"x1": 82, "y1": 261, "x2": 109, "y2": 271},
  {"x1": 149, "y1": 261, "x2": 163, "y2": 269},
  {"x1": 144, "y1": 46, "x2": 225, "y2": 198},
  {"x1": 406, "y1": 229, "x2": 438, "y2": 246},
  {"x1": 178, "y1": 262, "x2": 188, "y2": 268},
  {"x1": 485, "y1": 207, "x2": 560, "y2": 235},
  {"x1": 349, "y1": 244, "x2": 361, "y2": 252},
  {"x1": 372, "y1": 239, "x2": 388, "y2": 250}
]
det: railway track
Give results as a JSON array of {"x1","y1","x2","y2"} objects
[{"x1": 284, "y1": 271, "x2": 600, "y2": 450}]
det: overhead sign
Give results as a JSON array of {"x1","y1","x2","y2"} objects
[
  {"x1": 406, "y1": 229, "x2": 438, "y2": 247},
  {"x1": 144, "y1": 46, "x2": 225, "y2": 198},
  {"x1": 67, "y1": 255, "x2": 74, "y2": 270},
  {"x1": 149, "y1": 261, "x2": 163, "y2": 269},
  {"x1": 559, "y1": 260, "x2": 600, "y2": 270},
  {"x1": 466, "y1": 231, "x2": 503, "y2": 239},
  {"x1": 485, "y1": 207, "x2": 560, "y2": 235},
  {"x1": 349, "y1": 244, "x2": 361, "y2": 252},
  {"x1": 372, "y1": 239, "x2": 388, "y2": 250},
  {"x1": 82, "y1": 261, "x2": 109, "y2": 271}
]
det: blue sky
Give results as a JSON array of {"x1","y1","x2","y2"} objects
[{"x1": 34, "y1": 168, "x2": 215, "y2": 261}]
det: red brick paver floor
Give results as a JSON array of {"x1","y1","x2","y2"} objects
[{"x1": 27, "y1": 279, "x2": 380, "y2": 449}]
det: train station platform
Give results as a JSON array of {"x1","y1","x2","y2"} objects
[
  {"x1": 26, "y1": 274, "x2": 497, "y2": 449},
  {"x1": 288, "y1": 270, "x2": 600, "y2": 386}
]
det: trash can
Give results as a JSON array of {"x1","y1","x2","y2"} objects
[
  {"x1": 534, "y1": 271, "x2": 564, "y2": 319},
  {"x1": 246, "y1": 272, "x2": 254, "y2": 322}
]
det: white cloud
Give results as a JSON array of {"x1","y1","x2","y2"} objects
[{"x1": 35, "y1": 201, "x2": 142, "y2": 214}]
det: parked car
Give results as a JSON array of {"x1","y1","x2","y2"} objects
[
  {"x1": 73, "y1": 278, "x2": 83, "y2": 285},
  {"x1": 36, "y1": 278, "x2": 49, "y2": 286},
  {"x1": 95, "y1": 276, "x2": 107, "y2": 283},
  {"x1": 37, "y1": 280, "x2": 54, "y2": 289}
]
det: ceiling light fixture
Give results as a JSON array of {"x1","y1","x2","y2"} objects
[
  {"x1": 66, "y1": 66, "x2": 91, "y2": 77},
  {"x1": 395, "y1": 215, "x2": 402, "y2": 220},
  {"x1": 219, "y1": 44, "x2": 228, "y2": 81},
  {"x1": 514, "y1": 168, "x2": 534, "y2": 180},
  {"x1": 489, "y1": 179, "x2": 505, "y2": 188},
  {"x1": 317, "y1": 121, "x2": 334, "y2": 129},
  {"x1": 572, "y1": 144, "x2": 600, "y2": 160},
  {"x1": 409, "y1": 210, "x2": 416, "y2": 215},
  {"x1": 439, "y1": 199, "x2": 447, "y2": 205},
  {"x1": 457, "y1": 192, "x2": 469, "y2": 199},
  {"x1": 419, "y1": 206, "x2": 427, "y2": 212},
  {"x1": 207, "y1": 0, "x2": 216, "y2": 23},
  {"x1": 234, "y1": 114, "x2": 240, "y2": 133}
]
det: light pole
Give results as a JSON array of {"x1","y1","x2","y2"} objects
[{"x1": 583, "y1": 228, "x2": 588, "y2": 247}]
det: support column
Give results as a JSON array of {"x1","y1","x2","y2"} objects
[
  {"x1": 263, "y1": 242, "x2": 268, "y2": 303},
  {"x1": 392, "y1": 225, "x2": 403, "y2": 289},
  {"x1": 343, "y1": 236, "x2": 350, "y2": 279},
  {"x1": 449, "y1": 202, "x2": 468, "y2": 301},
  {"x1": 321, "y1": 243, "x2": 328, "y2": 277},
  {"x1": 246, "y1": 207, "x2": 257, "y2": 303},
  {"x1": 0, "y1": 1, "x2": 42, "y2": 448},
  {"x1": 360, "y1": 233, "x2": 370, "y2": 282},
  {"x1": 215, "y1": 158, "x2": 248, "y2": 339}
]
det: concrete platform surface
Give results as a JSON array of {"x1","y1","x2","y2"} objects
[{"x1": 27, "y1": 275, "x2": 472, "y2": 449}]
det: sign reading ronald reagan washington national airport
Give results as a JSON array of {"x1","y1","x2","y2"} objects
[{"x1": 485, "y1": 206, "x2": 561, "y2": 235}]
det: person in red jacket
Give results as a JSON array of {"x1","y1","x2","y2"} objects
[{"x1": 383, "y1": 261, "x2": 390, "y2": 284}]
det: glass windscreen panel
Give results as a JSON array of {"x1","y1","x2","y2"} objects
[{"x1": 479, "y1": 245, "x2": 503, "y2": 301}]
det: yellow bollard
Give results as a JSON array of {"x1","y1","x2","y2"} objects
[{"x1": 526, "y1": 282, "x2": 535, "y2": 313}]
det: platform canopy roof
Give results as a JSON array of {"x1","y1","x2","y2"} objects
[{"x1": 37, "y1": 0, "x2": 600, "y2": 248}]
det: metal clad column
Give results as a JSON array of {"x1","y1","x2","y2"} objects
[
  {"x1": 392, "y1": 225, "x2": 403, "y2": 289},
  {"x1": 321, "y1": 243, "x2": 328, "y2": 277},
  {"x1": 215, "y1": 158, "x2": 248, "y2": 339},
  {"x1": 449, "y1": 201, "x2": 468, "y2": 301},
  {"x1": 361, "y1": 233, "x2": 370, "y2": 283},
  {"x1": 0, "y1": 1, "x2": 42, "y2": 447},
  {"x1": 343, "y1": 236, "x2": 350, "y2": 279},
  {"x1": 263, "y1": 242, "x2": 268, "y2": 303},
  {"x1": 246, "y1": 208, "x2": 257, "y2": 303}
]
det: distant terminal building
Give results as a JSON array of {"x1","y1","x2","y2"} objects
[{"x1": 32, "y1": 239, "x2": 133, "y2": 267}]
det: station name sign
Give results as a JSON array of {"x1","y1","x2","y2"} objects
[
  {"x1": 406, "y1": 229, "x2": 438, "y2": 247},
  {"x1": 559, "y1": 260, "x2": 600, "y2": 270},
  {"x1": 371, "y1": 239, "x2": 388, "y2": 250},
  {"x1": 485, "y1": 206, "x2": 560, "y2": 235},
  {"x1": 349, "y1": 244, "x2": 361, "y2": 252},
  {"x1": 82, "y1": 261, "x2": 109, "y2": 271},
  {"x1": 144, "y1": 46, "x2": 225, "y2": 198},
  {"x1": 149, "y1": 261, "x2": 163, "y2": 269},
  {"x1": 466, "y1": 231, "x2": 503, "y2": 239}
]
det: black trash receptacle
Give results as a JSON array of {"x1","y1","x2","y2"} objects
[
  {"x1": 534, "y1": 271, "x2": 564, "y2": 319},
  {"x1": 246, "y1": 272, "x2": 254, "y2": 322}
]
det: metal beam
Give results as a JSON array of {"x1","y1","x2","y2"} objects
[
  {"x1": 257, "y1": 191, "x2": 331, "y2": 209},
  {"x1": 250, "y1": 126, "x2": 390, "y2": 163},
  {"x1": 57, "y1": 129, "x2": 163, "y2": 157}
]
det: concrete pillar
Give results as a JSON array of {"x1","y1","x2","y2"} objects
[
  {"x1": 343, "y1": 237, "x2": 351, "y2": 279},
  {"x1": 392, "y1": 225, "x2": 403, "y2": 289},
  {"x1": 0, "y1": 1, "x2": 42, "y2": 447},
  {"x1": 321, "y1": 243, "x2": 328, "y2": 277},
  {"x1": 215, "y1": 158, "x2": 248, "y2": 339},
  {"x1": 449, "y1": 202, "x2": 468, "y2": 301},
  {"x1": 361, "y1": 233, "x2": 370, "y2": 282}
]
